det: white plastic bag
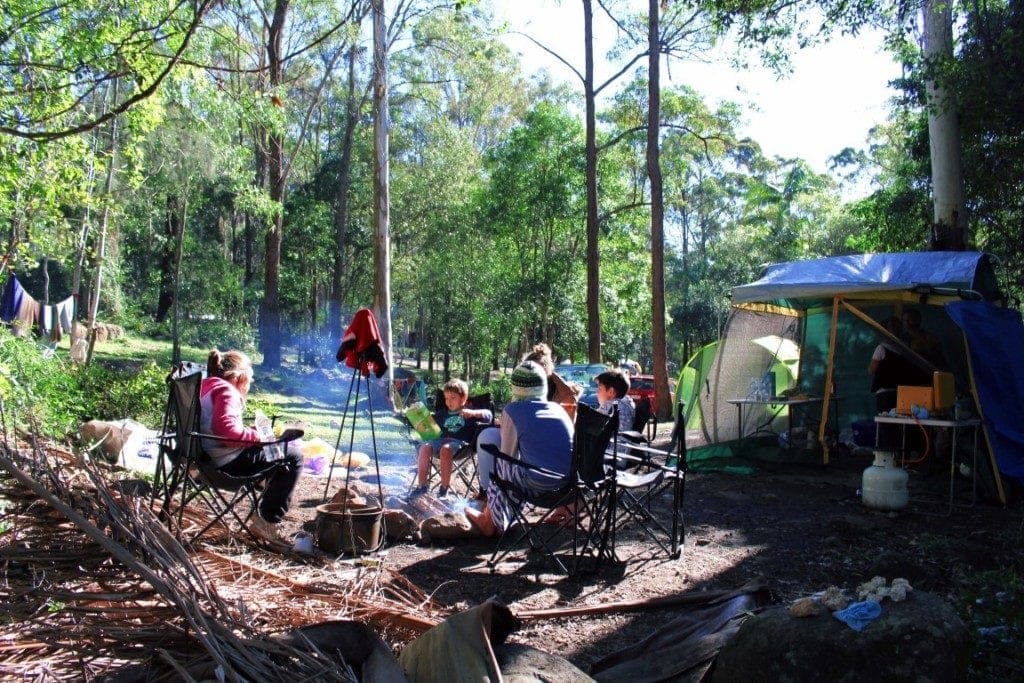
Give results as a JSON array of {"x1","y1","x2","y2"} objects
[
  {"x1": 255, "y1": 409, "x2": 285, "y2": 461},
  {"x1": 70, "y1": 338, "x2": 88, "y2": 364}
]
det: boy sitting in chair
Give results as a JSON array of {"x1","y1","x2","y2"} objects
[{"x1": 412, "y1": 379, "x2": 492, "y2": 497}]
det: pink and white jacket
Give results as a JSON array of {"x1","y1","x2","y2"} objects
[{"x1": 199, "y1": 376, "x2": 261, "y2": 467}]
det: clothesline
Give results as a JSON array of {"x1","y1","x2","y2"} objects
[{"x1": 0, "y1": 274, "x2": 76, "y2": 342}]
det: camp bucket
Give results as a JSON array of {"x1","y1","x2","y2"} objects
[{"x1": 315, "y1": 501, "x2": 383, "y2": 555}]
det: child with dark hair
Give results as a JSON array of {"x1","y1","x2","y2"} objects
[{"x1": 595, "y1": 368, "x2": 635, "y2": 434}]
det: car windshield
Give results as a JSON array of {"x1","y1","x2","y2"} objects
[{"x1": 558, "y1": 365, "x2": 605, "y2": 388}]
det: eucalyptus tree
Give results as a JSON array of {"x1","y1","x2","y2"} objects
[
  {"x1": 200, "y1": 0, "x2": 359, "y2": 367},
  {"x1": 477, "y1": 103, "x2": 588, "y2": 358},
  {"x1": 0, "y1": 0, "x2": 218, "y2": 141},
  {"x1": 385, "y1": 4, "x2": 533, "y2": 375}
]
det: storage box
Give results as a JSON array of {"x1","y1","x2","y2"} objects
[
  {"x1": 932, "y1": 371, "x2": 954, "y2": 412},
  {"x1": 896, "y1": 385, "x2": 933, "y2": 415}
]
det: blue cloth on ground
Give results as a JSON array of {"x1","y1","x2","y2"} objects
[{"x1": 833, "y1": 600, "x2": 882, "y2": 631}]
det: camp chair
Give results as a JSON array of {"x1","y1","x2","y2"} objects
[
  {"x1": 425, "y1": 390, "x2": 495, "y2": 496},
  {"x1": 153, "y1": 364, "x2": 301, "y2": 545},
  {"x1": 478, "y1": 403, "x2": 617, "y2": 574},
  {"x1": 631, "y1": 397, "x2": 657, "y2": 442},
  {"x1": 609, "y1": 405, "x2": 687, "y2": 560}
]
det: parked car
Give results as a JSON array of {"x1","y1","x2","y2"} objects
[
  {"x1": 627, "y1": 374, "x2": 656, "y2": 411},
  {"x1": 556, "y1": 363, "x2": 609, "y2": 407}
]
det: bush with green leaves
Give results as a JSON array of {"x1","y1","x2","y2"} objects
[{"x1": 0, "y1": 330, "x2": 166, "y2": 437}]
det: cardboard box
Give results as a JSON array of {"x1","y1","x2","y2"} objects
[{"x1": 896, "y1": 385, "x2": 933, "y2": 415}]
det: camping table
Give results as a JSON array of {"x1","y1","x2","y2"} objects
[
  {"x1": 726, "y1": 397, "x2": 824, "y2": 448},
  {"x1": 873, "y1": 415, "x2": 981, "y2": 513}
]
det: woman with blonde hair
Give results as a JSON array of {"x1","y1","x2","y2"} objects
[{"x1": 523, "y1": 342, "x2": 579, "y2": 405}]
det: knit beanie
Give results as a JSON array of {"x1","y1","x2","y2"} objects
[{"x1": 510, "y1": 361, "x2": 548, "y2": 400}]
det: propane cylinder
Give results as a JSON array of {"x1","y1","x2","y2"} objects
[{"x1": 861, "y1": 451, "x2": 909, "y2": 511}]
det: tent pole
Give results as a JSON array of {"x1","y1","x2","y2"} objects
[{"x1": 821, "y1": 296, "x2": 841, "y2": 464}]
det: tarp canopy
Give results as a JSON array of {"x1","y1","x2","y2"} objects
[
  {"x1": 684, "y1": 252, "x2": 1019, "y2": 500},
  {"x1": 732, "y1": 252, "x2": 1001, "y2": 305}
]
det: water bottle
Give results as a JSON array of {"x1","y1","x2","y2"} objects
[{"x1": 256, "y1": 409, "x2": 284, "y2": 461}]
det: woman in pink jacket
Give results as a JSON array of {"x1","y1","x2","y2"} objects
[{"x1": 200, "y1": 349, "x2": 301, "y2": 542}]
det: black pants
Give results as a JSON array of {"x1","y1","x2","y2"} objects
[{"x1": 219, "y1": 446, "x2": 301, "y2": 523}]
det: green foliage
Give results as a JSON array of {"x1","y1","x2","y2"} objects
[
  {"x1": 484, "y1": 371, "x2": 512, "y2": 409},
  {"x1": 0, "y1": 330, "x2": 166, "y2": 437},
  {"x1": 180, "y1": 318, "x2": 257, "y2": 354}
]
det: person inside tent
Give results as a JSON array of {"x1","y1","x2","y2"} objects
[{"x1": 868, "y1": 316, "x2": 929, "y2": 413}]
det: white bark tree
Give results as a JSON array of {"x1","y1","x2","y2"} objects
[
  {"x1": 922, "y1": 0, "x2": 967, "y2": 250},
  {"x1": 372, "y1": 0, "x2": 394, "y2": 389}
]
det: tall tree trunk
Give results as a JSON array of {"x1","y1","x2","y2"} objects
[
  {"x1": 85, "y1": 78, "x2": 120, "y2": 366},
  {"x1": 155, "y1": 195, "x2": 178, "y2": 322},
  {"x1": 330, "y1": 45, "x2": 362, "y2": 341},
  {"x1": 647, "y1": 0, "x2": 671, "y2": 419},
  {"x1": 583, "y1": 0, "x2": 602, "y2": 362},
  {"x1": 245, "y1": 134, "x2": 267, "y2": 287},
  {"x1": 922, "y1": 0, "x2": 967, "y2": 250},
  {"x1": 171, "y1": 195, "x2": 188, "y2": 364},
  {"x1": 260, "y1": 0, "x2": 289, "y2": 368},
  {"x1": 372, "y1": 0, "x2": 394, "y2": 391}
]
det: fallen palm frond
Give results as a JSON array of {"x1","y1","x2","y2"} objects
[{"x1": 0, "y1": 428, "x2": 440, "y2": 681}]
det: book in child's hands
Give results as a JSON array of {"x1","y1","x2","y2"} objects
[{"x1": 406, "y1": 402, "x2": 441, "y2": 440}]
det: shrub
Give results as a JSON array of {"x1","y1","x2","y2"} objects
[
  {"x1": 0, "y1": 331, "x2": 166, "y2": 438},
  {"x1": 487, "y1": 371, "x2": 512, "y2": 408}
]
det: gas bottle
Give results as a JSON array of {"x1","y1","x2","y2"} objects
[
  {"x1": 861, "y1": 451, "x2": 909, "y2": 510},
  {"x1": 406, "y1": 402, "x2": 441, "y2": 440}
]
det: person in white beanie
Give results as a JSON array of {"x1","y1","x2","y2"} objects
[{"x1": 465, "y1": 361, "x2": 574, "y2": 537}]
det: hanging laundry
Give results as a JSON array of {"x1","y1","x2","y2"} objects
[
  {"x1": 12, "y1": 291, "x2": 39, "y2": 337},
  {"x1": 1, "y1": 275, "x2": 25, "y2": 323},
  {"x1": 53, "y1": 295, "x2": 75, "y2": 333},
  {"x1": 41, "y1": 304, "x2": 54, "y2": 336}
]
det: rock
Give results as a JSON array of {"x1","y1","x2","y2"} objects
[
  {"x1": 383, "y1": 509, "x2": 418, "y2": 541},
  {"x1": 712, "y1": 591, "x2": 968, "y2": 682},
  {"x1": 420, "y1": 512, "x2": 475, "y2": 541},
  {"x1": 493, "y1": 643, "x2": 593, "y2": 682},
  {"x1": 788, "y1": 597, "x2": 821, "y2": 617},
  {"x1": 79, "y1": 419, "x2": 136, "y2": 461}
]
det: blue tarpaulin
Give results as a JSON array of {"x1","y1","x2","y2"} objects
[
  {"x1": 947, "y1": 300, "x2": 1024, "y2": 486},
  {"x1": 732, "y1": 252, "x2": 997, "y2": 304}
]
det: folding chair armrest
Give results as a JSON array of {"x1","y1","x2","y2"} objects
[
  {"x1": 479, "y1": 442, "x2": 565, "y2": 480},
  {"x1": 189, "y1": 429, "x2": 304, "y2": 446},
  {"x1": 608, "y1": 443, "x2": 676, "y2": 471},
  {"x1": 620, "y1": 429, "x2": 648, "y2": 442}
]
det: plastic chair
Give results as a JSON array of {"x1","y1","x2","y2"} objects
[
  {"x1": 153, "y1": 364, "x2": 301, "y2": 545},
  {"x1": 478, "y1": 403, "x2": 617, "y2": 574}
]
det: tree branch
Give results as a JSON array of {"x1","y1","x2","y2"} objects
[{"x1": 0, "y1": 0, "x2": 218, "y2": 141}]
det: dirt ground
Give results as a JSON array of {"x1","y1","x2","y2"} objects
[{"x1": 275, "y1": 416, "x2": 1024, "y2": 672}]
